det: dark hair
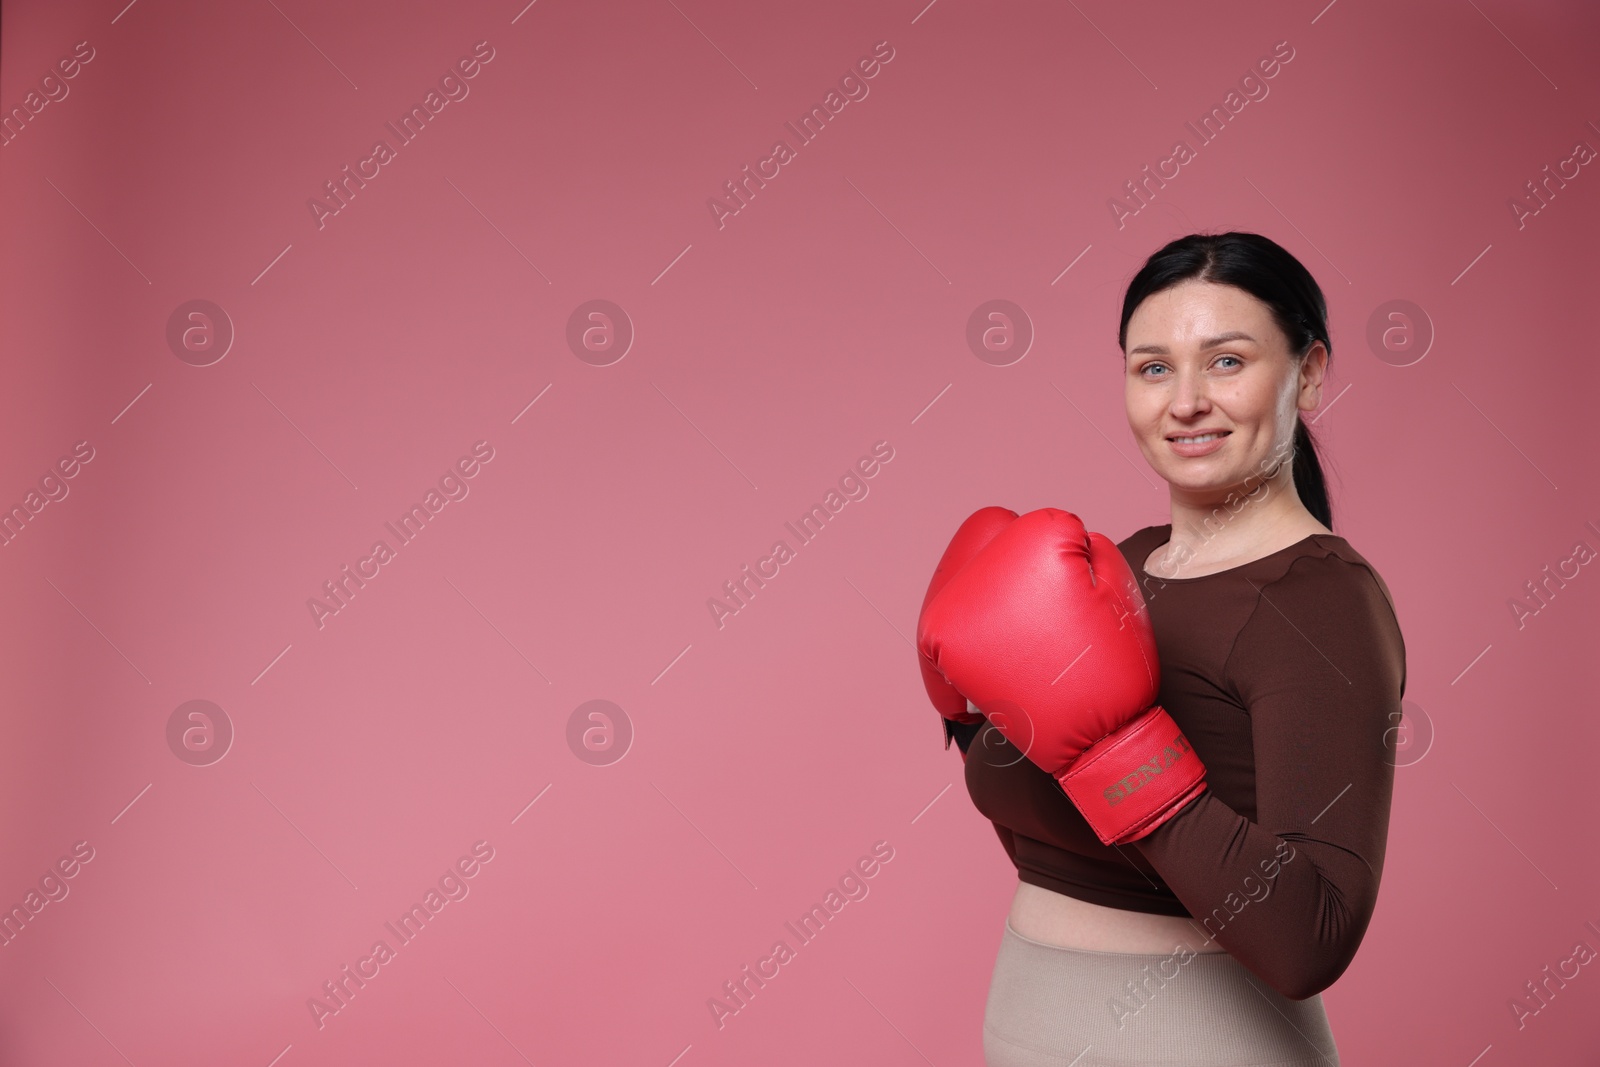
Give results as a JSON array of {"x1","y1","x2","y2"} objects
[{"x1": 1117, "y1": 231, "x2": 1334, "y2": 530}]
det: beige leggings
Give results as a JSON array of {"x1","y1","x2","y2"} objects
[{"x1": 983, "y1": 917, "x2": 1340, "y2": 1066}]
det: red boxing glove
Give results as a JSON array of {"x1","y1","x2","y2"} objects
[
  {"x1": 916, "y1": 507, "x2": 1207, "y2": 844},
  {"x1": 916, "y1": 507, "x2": 1017, "y2": 753}
]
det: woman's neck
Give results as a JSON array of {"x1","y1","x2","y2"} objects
[{"x1": 1157, "y1": 467, "x2": 1327, "y2": 577}]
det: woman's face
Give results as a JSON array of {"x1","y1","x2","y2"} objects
[{"x1": 1123, "y1": 280, "x2": 1325, "y2": 500}]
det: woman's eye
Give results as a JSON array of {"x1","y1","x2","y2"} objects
[
  {"x1": 1215, "y1": 356, "x2": 1241, "y2": 369},
  {"x1": 1141, "y1": 364, "x2": 1168, "y2": 378}
]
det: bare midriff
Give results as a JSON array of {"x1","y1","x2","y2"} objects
[{"x1": 1007, "y1": 879, "x2": 1226, "y2": 954}]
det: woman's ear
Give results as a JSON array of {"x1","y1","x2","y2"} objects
[{"x1": 1297, "y1": 343, "x2": 1329, "y2": 412}]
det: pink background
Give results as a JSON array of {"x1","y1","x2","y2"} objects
[{"x1": 2, "y1": 0, "x2": 1598, "y2": 1063}]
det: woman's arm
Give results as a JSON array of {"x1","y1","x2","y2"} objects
[
  {"x1": 944, "y1": 717, "x2": 1020, "y2": 864},
  {"x1": 1131, "y1": 553, "x2": 1406, "y2": 1000}
]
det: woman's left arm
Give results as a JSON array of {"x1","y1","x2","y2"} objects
[{"x1": 1131, "y1": 553, "x2": 1407, "y2": 1001}]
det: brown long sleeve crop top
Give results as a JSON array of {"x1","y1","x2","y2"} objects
[{"x1": 946, "y1": 523, "x2": 1407, "y2": 1001}]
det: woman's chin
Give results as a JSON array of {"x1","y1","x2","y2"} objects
[{"x1": 1160, "y1": 467, "x2": 1242, "y2": 495}]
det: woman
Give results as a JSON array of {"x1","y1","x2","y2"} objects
[{"x1": 944, "y1": 232, "x2": 1407, "y2": 1065}]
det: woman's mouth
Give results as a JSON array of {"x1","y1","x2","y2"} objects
[{"x1": 1167, "y1": 431, "x2": 1230, "y2": 457}]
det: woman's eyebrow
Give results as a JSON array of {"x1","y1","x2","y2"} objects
[{"x1": 1129, "y1": 330, "x2": 1258, "y2": 356}]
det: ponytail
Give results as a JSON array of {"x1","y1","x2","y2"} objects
[{"x1": 1291, "y1": 417, "x2": 1331, "y2": 530}]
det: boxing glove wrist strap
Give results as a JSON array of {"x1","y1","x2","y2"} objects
[{"x1": 1056, "y1": 705, "x2": 1208, "y2": 846}]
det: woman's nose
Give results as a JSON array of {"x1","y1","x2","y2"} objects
[{"x1": 1169, "y1": 369, "x2": 1210, "y2": 416}]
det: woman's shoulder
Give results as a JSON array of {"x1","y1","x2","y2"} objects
[
  {"x1": 1294, "y1": 532, "x2": 1390, "y2": 587},
  {"x1": 1262, "y1": 533, "x2": 1404, "y2": 638},
  {"x1": 1229, "y1": 533, "x2": 1409, "y2": 696},
  {"x1": 1116, "y1": 523, "x2": 1171, "y2": 557}
]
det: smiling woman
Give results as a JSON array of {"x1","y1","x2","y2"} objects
[
  {"x1": 945, "y1": 232, "x2": 1407, "y2": 1067},
  {"x1": 1122, "y1": 263, "x2": 1332, "y2": 553}
]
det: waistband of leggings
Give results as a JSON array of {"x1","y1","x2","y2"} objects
[{"x1": 1003, "y1": 917, "x2": 1230, "y2": 961}]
